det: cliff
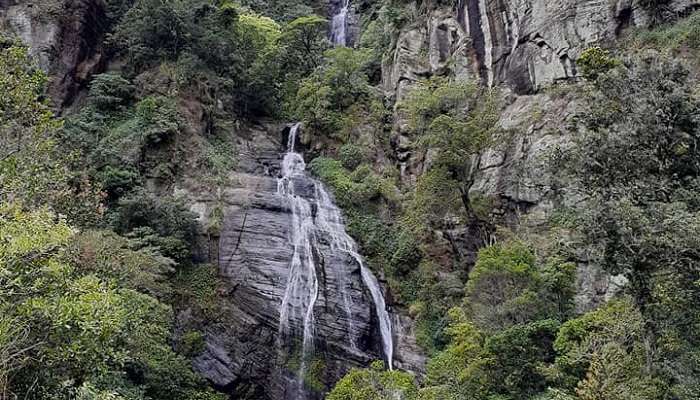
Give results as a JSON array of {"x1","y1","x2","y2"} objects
[{"x1": 2, "y1": 0, "x2": 698, "y2": 399}]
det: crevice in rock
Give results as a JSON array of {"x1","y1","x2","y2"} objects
[
  {"x1": 466, "y1": 0, "x2": 487, "y2": 83},
  {"x1": 615, "y1": 6, "x2": 633, "y2": 36}
]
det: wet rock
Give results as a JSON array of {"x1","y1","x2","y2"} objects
[{"x1": 181, "y1": 125, "x2": 418, "y2": 399}]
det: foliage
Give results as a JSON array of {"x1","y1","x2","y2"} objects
[
  {"x1": 280, "y1": 15, "x2": 329, "y2": 79},
  {"x1": 554, "y1": 299, "x2": 667, "y2": 399},
  {"x1": 464, "y1": 241, "x2": 576, "y2": 333},
  {"x1": 62, "y1": 74, "x2": 187, "y2": 201},
  {"x1": 178, "y1": 330, "x2": 206, "y2": 358},
  {"x1": 553, "y1": 52, "x2": 700, "y2": 398},
  {"x1": 309, "y1": 157, "x2": 393, "y2": 210},
  {"x1": 0, "y1": 42, "x2": 102, "y2": 223},
  {"x1": 293, "y1": 47, "x2": 374, "y2": 138},
  {"x1": 399, "y1": 77, "x2": 475, "y2": 138},
  {"x1": 0, "y1": 205, "x2": 219, "y2": 400},
  {"x1": 399, "y1": 77, "x2": 500, "y2": 218},
  {"x1": 625, "y1": 11, "x2": 700, "y2": 52},
  {"x1": 173, "y1": 264, "x2": 221, "y2": 318},
  {"x1": 465, "y1": 242, "x2": 539, "y2": 332},
  {"x1": 339, "y1": 143, "x2": 367, "y2": 170},
  {"x1": 327, "y1": 361, "x2": 418, "y2": 400},
  {"x1": 68, "y1": 230, "x2": 175, "y2": 299},
  {"x1": 107, "y1": 0, "x2": 321, "y2": 117},
  {"x1": 135, "y1": 96, "x2": 180, "y2": 144},
  {"x1": 484, "y1": 319, "x2": 560, "y2": 398},
  {"x1": 88, "y1": 73, "x2": 135, "y2": 110},
  {"x1": 402, "y1": 166, "x2": 464, "y2": 235},
  {"x1": 106, "y1": 190, "x2": 198, "y2": 263},
  {"x1": 577, "y1": 47, "x2": 621, "y2": 80}
]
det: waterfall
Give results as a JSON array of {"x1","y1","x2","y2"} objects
[
  {"x1": 277, "y1": 123, "x2": 320, "y2": 397},
  {"x1": 330, "y1": 0, "x2": 350, "y2": 46},
  {"x1": 276, "y1": 124, "x2": 395, "y2": 395},
  {"x1": 315, "y1": 185, "x2": 394, "y2": 369}
]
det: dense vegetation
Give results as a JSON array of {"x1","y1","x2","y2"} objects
[
  {"x1": 2, "y1": 0, "x2": 700, "y2": 399},
  {"x1": 0, "y1": 0, "x2": 334, "y2": 397},
  {"x1": 0, "y1": 39, "x2": 221, "y2": 400},
  {"x1": 323, "y1": 13, "x2": 700, "y2": 400}
]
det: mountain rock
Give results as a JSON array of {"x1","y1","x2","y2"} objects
[{"x1": 0, "y1": 0, "x2": 107, "y2": 109}]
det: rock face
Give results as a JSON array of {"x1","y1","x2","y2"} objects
[
  {"x1": 385, "y1": 0, "x2": 700, "y2": 96},
  {"x1": 0, "y1": 0, "x2": 106, "y2": 109},
  {"x1": 190, "y1": 124, "x2": 425, "y2": 399},
  {"x1": 328, "y1": 0, "x2": 360, "y2": 46},
  {"x1": 380, "y1": 0, "x2": 700, "y2": 310}
]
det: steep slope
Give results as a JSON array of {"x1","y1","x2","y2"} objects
[
  {"x1": 3, "y1": 0, "x2": 699, "y2": 399},
  {"x1": 0, "y1": 0, "x2": 106, "y2": 109},
  {"x1": 189, "y1": 124, "x2": 404, "y2": 399},
  {"x1": 379, "y1": 0, "x2": 699, "y2": 311}
]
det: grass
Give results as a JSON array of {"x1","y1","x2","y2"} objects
[{"x1": 624, "y1": 12, "x2": 700, "y2": 52}]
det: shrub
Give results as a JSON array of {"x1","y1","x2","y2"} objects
[
  {"x1": 327, "y1": 363, "x2": 418, "y2": 400},
  {"x1": 339, "y1": 143, "x2": 366, "y2": 170},
  {"x1": 136, "y1": 96, "x2": 180, "y2": 144},
  {"x1": 485, "y1": 320, "x2": 561, "y2": 397},
  {"x1": 389, "y1": 230, "x2": 422, "y2": 276},
  {"x1": 106, "y1": 190, "x2": 198, "y2": 262},
  {"x1": 577, "y1": 47, "x2": 621, "y2": 80},
  {"x1": 179, "y1": 330, "x2": 206, "y2": 357},
  {"x1": 88, "y1": 73, "x2": 134, "y2": 110},
  {"x1": 464, "y1": 241, "x2": 576, "y2": 334}
]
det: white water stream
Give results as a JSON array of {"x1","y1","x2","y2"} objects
[
  {"x1": 277, "y1": 123, "x2": 319, "y2": 398},
  {"x1": 276, "y1": 123, "x2": 394, "y2": 397},
  {"x1": 330, "y1": 0, "x2": 350, "y2": 46}
]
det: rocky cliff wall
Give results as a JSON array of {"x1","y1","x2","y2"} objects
[
  {"x1": 384, "y1": 0, "x2": 700, "y2": 96},
  {"x1": 378, "y1": 0, "x2": 700, "y2": 311},
  {"x1": 0, "y1": 0, "x2": 106, "y2": 109},
  {"x1": 177, "y1": 123, "x2": 426, "y2": 399}
]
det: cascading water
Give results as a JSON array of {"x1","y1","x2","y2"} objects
[
  {"x1": 277, "y1": 123, "x2": 320, "y2": 397},
  {"x1": 330, "y1": 0, "x2": 350, "y2": 46},
  {"x1": 315, "y1": 185, "x2": 394, "y2": 369},
  {"x1": 276, "y1": 123, "x2": 394, "y2": 397}
]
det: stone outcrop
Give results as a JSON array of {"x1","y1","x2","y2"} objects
[
  {"x1": 384, "y1": 0, "x2": 700, "y2": 96},
  {"x1": 379, "y1": 0, "x2": 696, "y2": 310},
  {"x1": 0, "y1": 0, "x2": 107, "y2": 109},
  {"x1": 180, "y1": 123, "x2": 426, "y2": 399}
]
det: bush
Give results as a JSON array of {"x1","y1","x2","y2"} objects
[
  {"x1": 339, "y1": 143, "x2": 366, "y2": 170},
  {"x1": 96, "y1": 166, "x2": 139, "y2": 198},
  {"x1": 389, "y1": 230, "x2": 422, "y2": 276},
  {"x1": 327, "y1": 362, "x2": 418, "y2": 400},
  {"x1": 106, "y1": 190, "x2": 198, "y2": 263},
  {"x1": 0, "y1": 206, "x2": 216, "y2": 400},
  {"x1": 179, "y1": 330, "x2": 206, "y2": 357},
  {"x1": 464, "y1": 241, "x2": 576, "y2": 334},
  {"x1": 136, "y1": 96, "x2": 181, "y2": 144},
  {"x1": 577, "y1": 47, "x2": 620, "y2": 80},
  {"x1": 173, "y1": 264, "x2": 220, "y2": 318},
  {"x1": 88, "y1": 73, "x2": 134, "y2": 110}
]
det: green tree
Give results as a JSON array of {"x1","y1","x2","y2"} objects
[
  {"x1": 399, "y1": 77, "x2": 500, "y2": 218},
  {"x1": 328, "y1": 361, "x2": 418, "y2": 400},
  {"x1": 280, "y1": 15, "x2": 329, "y2": 78},
  {"x1": 464, "y1": 241, "x2": 575, "y2": 333},
  {"x1": 554, "y1": 299, "x2": 667, "y2": 399},
  {"x1": 0, "y1": 42, "x2": 101, "y2": 224},
  {"x1": 293, "y1": 47, "x2": 374, "y2": 138},
  {"x1": 0, "y1": 204, "x2": 220, "y2": 400},
  {"x1": 554, "y1": 52, "x2": 700, "y2": 398}
]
